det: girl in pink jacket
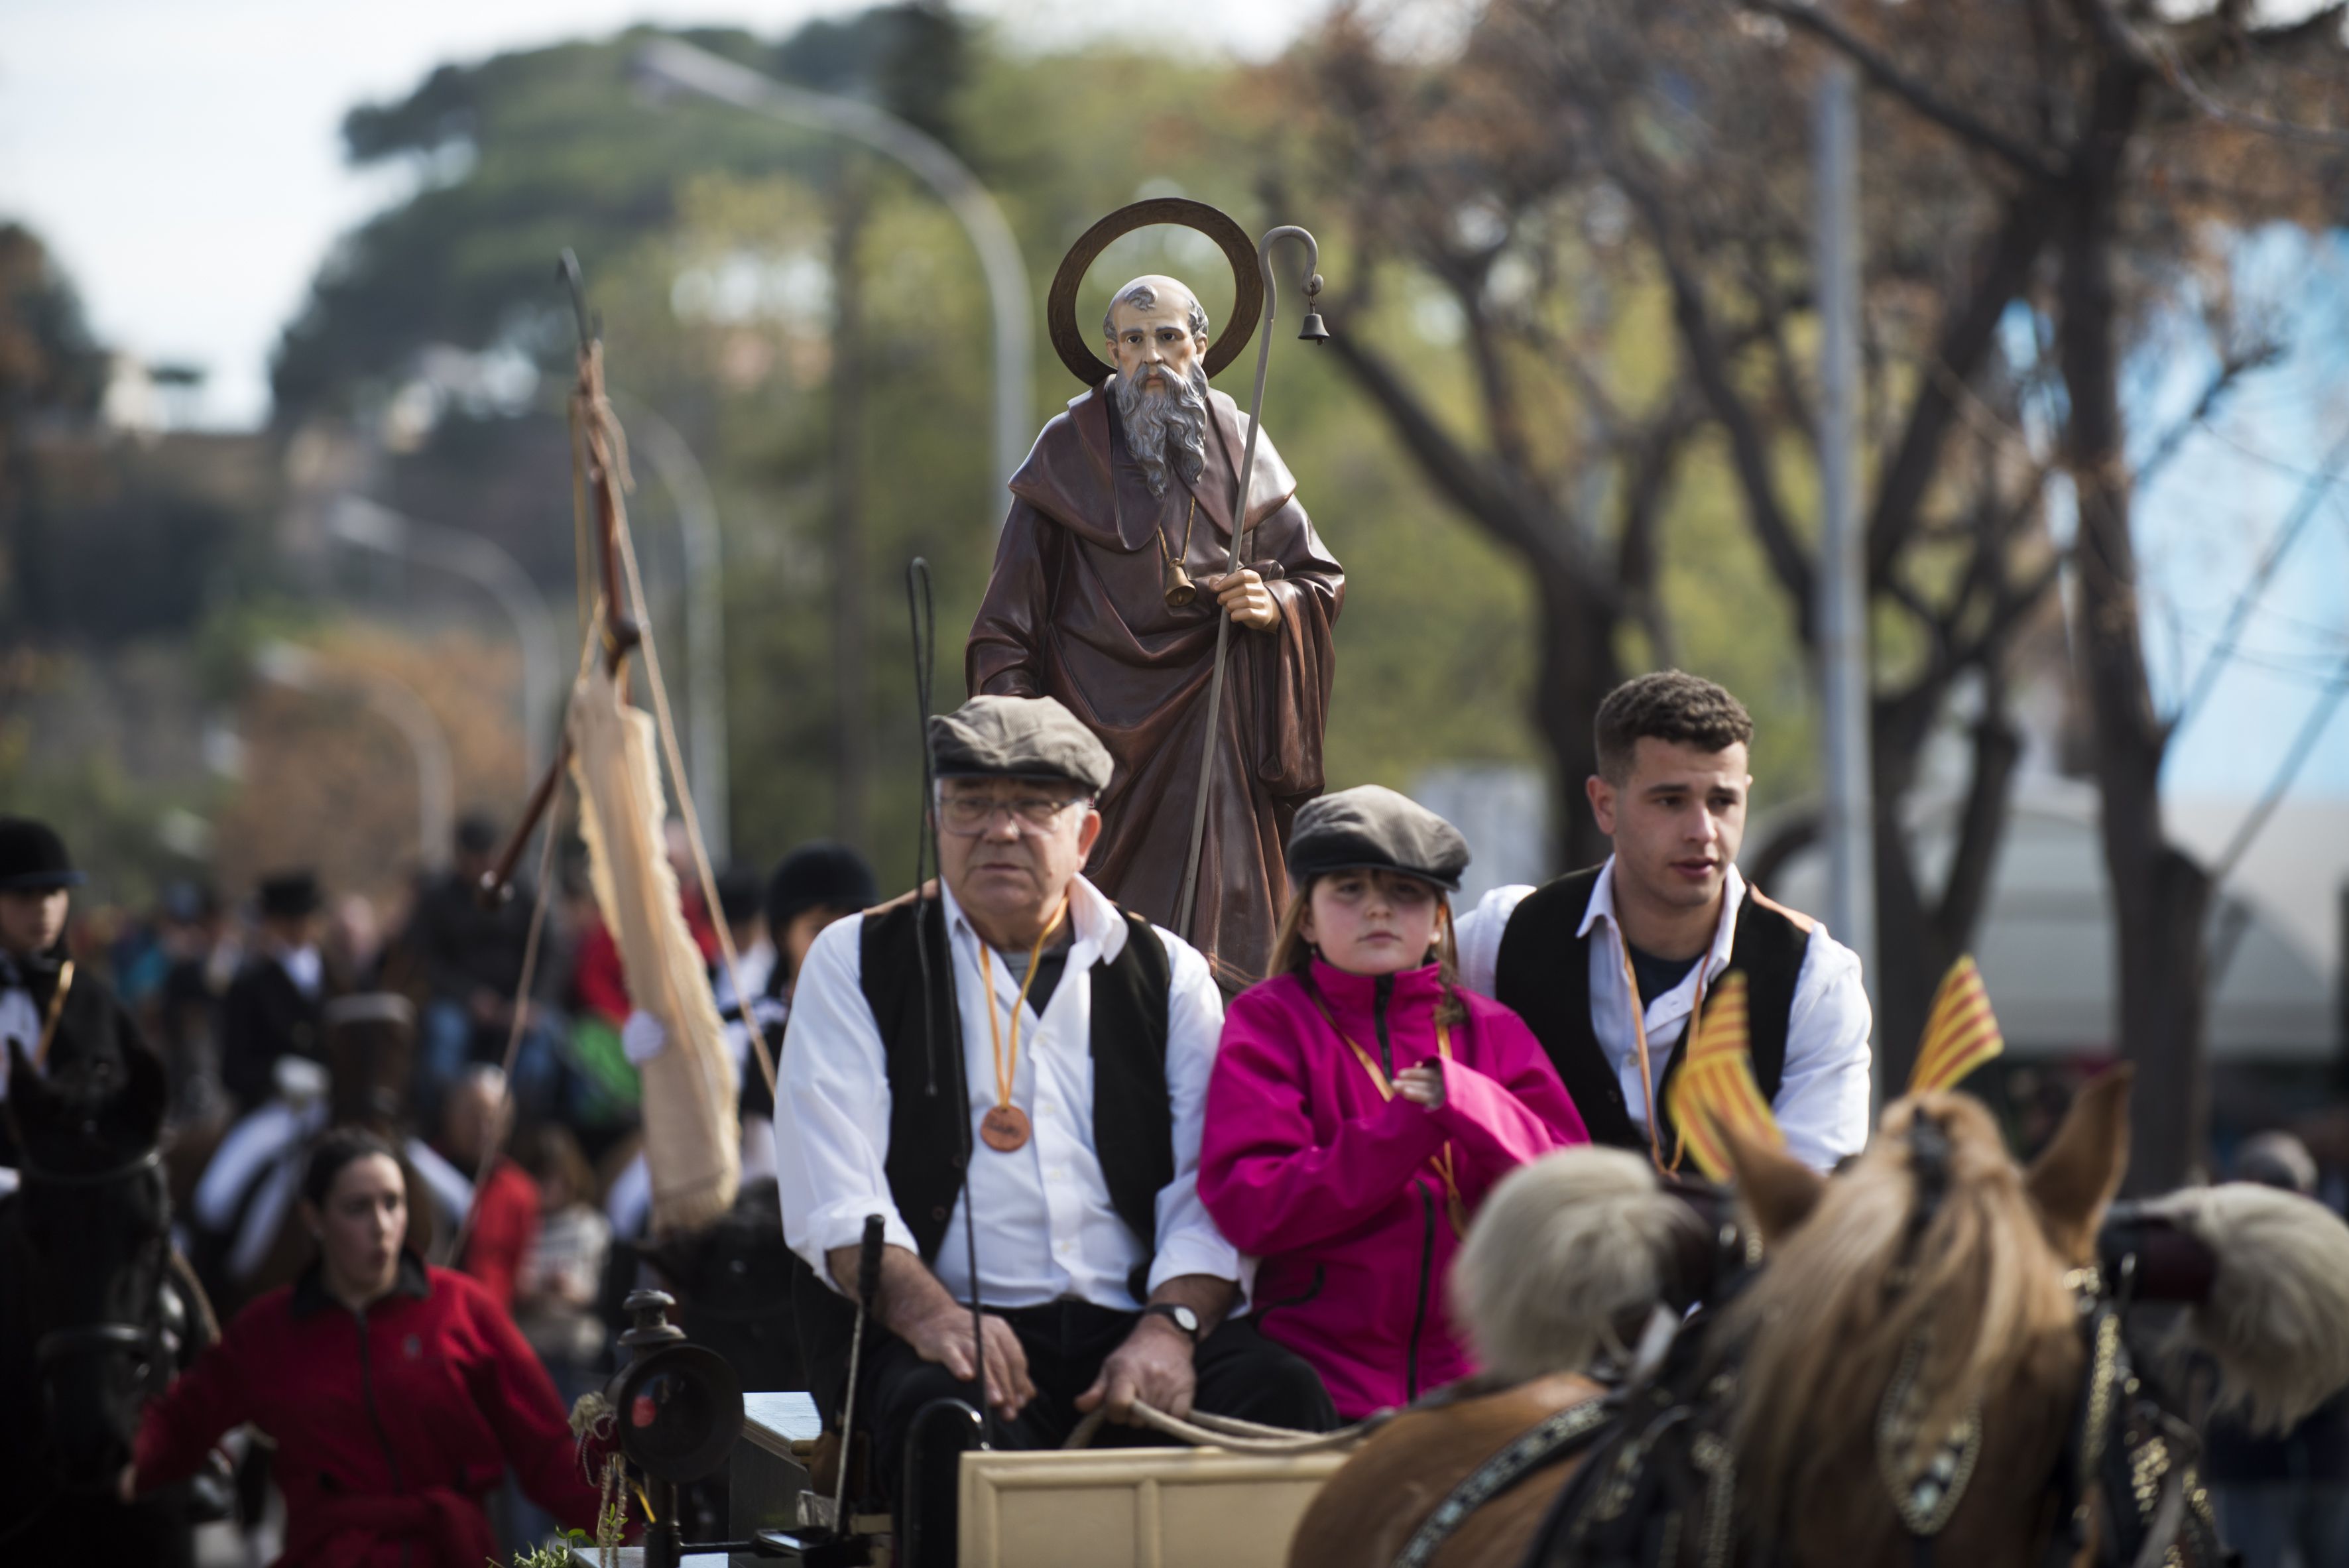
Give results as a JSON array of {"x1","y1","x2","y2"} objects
[{"x1": 1199, "y1": 786, "x2": 1587, "y2": 1419}]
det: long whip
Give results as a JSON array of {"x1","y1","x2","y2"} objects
[
  {"x1": 1172, "y1": 226, "x2": 1325, "y2": 951},
  {"x1": 906, "y1": 558, "x2": 992, "y2": 1445}
]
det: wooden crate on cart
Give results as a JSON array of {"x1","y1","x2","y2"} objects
[{"x1": 957, "y1": 1445, "x2": 1345, "y2": 1568}]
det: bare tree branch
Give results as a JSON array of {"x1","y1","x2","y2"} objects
[
  {"x1": 1934, "y1": 694, "x2": 2024, "y2": 953},
  {"x1": 1615, "y1": 168, "x2": 1819, "y2": 638},
  {"x1": 2132, "y1": 338, "x2": 2282, "y2": 490},
  {"x1": 1740, "y1": 0, "x2": 2068, "y2": 182},
  {"x1": 2154, "y1": 47, "x2": 2349, "y2": 149},
  {"x1": 1324, "y1": 329, "x2": 1601, "y2": 590},
  {"x1": 1459, "y1": 288, "x2": 1541, "y2": 483},
  {"x1": 1615, "y1": 401, "x2": 1702, "y2": 668},
  {"x1": 1951, "y1": 555, "x2": 2065, "y2": 677},
  {"x1": 1866, "y1": 188, "x2": 2059, "y2": 579},
  {"x1": 2209, "y1": 654, "x2": 2349, "y2": 882},
  {"x1": 1739, "y1": 238, "x2": 1819, "y2": 446},
  {"x1": 2117, "y1": 0, "x2": 2349, "y2": 148},
  {"x1": 2170, "y1": 424, "x2": 2349, "y2": 732}
]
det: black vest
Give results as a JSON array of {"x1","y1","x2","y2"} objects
[
  {"x1": 1492, "y1": 867, "x2": 1813, "y2": 1163},
  {"x1": 855, "y1": 888, "x2": 1175, "y2": 1301}
]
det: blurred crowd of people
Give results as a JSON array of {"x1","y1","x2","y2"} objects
[{"x1": 25, "y1": 812, "x2": 879, "y2": 1553}]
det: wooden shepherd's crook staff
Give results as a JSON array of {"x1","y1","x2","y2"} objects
[{"x1": 1172, "y1": 226, "x2": 1329, "y2": 952}]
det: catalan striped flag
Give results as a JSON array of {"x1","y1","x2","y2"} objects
[
  {"x1": 1666, "y1": 972, "x2": 1786, "y2": 1181},
  {"x1": 1907, "y1": 954, "x2": 2006, "y2": 1095}
]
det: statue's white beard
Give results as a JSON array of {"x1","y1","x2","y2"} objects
[{"x1": 1113, "y1": 362, "x2": 1211, "y2": 499}]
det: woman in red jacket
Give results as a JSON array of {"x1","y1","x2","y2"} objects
[{"x1": 126, "y1": 1127, "x2": 607, "y2": 1567}]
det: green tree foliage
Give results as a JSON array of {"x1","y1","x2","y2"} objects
[
  {"x1": 274, "y1": 11, "x2": 1554, "y2": 892},
  {"x1": 0, "y1": 222, "x2": 109, "y2": 638}
]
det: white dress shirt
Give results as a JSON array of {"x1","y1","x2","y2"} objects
[
  {"x1": 1455, "y1": 857, "x2": 1872, "y2": 1171},
  {"x1": 275, "y1": 942, "x2": 324, "y2": 1000},
  {"x1": 0, "y1": 982, "x2": 39, "y2": 1104},
  {"x1": 774, "y1": 873, "x2": 1237, "y2": 1310}
]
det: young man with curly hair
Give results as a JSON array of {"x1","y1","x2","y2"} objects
[{"x1": 1455, "y1": 672, "x2": 1872, "y2": 1172}]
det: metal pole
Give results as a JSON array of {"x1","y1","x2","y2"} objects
[
  {"x1": 326, "y1": 496, "x2": 562, "y2": 787},
  {"x1": 610, "y1": 395, "x2": 732, "y2": 865},
  {"x1": 1815, "y1": 59, "x2": 1877, "y2": 1085},
  {"x1": 632, "y1": 37, "x2": 1034, "y2": 495}
]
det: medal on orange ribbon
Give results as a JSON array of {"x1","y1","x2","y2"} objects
[
  {"x1": 980, "y1": 1105, "x2": 1033, "y2": 1152},
  {"x1": 975, "y1": 895, "x2": 1069, "y2": 1156}
]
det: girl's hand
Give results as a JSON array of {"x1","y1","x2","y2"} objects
[{"x1": 1394, "y1": 1064, "x2": 1446, "y2": 1110}]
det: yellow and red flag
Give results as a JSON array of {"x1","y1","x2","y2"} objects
[
  {"x1": 1907, "y1": 954, "x2": 2005, "y2": 1095},
  {"x1": 1666, "y1": 972, "x2": 1785, "y2": 1181}
]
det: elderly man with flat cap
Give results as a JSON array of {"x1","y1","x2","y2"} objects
[
  {"x1": 0, "y1": 817, "x2": 151, "y2": 1168},
  {"x1": 776, "y1": 694, "x2": 1333, "y2": 1561}
]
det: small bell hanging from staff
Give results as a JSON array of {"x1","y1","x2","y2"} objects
[{"x1": 965, "y1": 199, "x2": 1343, "y2": 985}]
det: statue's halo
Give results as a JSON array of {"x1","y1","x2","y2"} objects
[{"x1": 1048, "y1": 198, "x2": 1264, "y2": 388}]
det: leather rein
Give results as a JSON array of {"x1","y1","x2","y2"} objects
[{"x1": 10, "y1": 1145, "x2": 185, "y2": 1396}]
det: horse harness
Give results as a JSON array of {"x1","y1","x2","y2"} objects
[
  {"x1": 9, "y1": 1144, "x2": 202, "y2": 1408},
  {"x1": 1392, "y1": 1117, "x2": 2226, "y2": 1568}
]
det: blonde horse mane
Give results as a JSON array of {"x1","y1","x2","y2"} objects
[
  {"x1": 1451, "y1": 1145, "x2": 1694, "y2": 1383},
  {"x1": 1723, "y1": 1093, "x2": 2078, "y2": 1532}
]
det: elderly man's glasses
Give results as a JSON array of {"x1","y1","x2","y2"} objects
[{"x1": 935, "y1": 792, "x2": 1087, "y2": 836}]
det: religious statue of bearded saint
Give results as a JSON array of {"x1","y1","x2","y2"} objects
[{"x1": 967, "y1": 275, "x2": 1343, "y2": 984}]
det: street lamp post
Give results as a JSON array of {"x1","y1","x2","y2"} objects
[
  {"x1": 609, "y1": 394, "x2": 731, "y2": 864},
  {"x1": 255, "y1": 640, "x2": 456, "y2": 871},
  {"x1": 630, "y1": 36, "x2": 1034, "y2": 495},
  {"x1": 326, "y1": 496, "x2": 563, "y2": 784},
  {"x1": 1814, "y1": 60, "x2": 1878, "y2": 1091}
]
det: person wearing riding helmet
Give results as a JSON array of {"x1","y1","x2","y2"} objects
[
  {"x1": 0, "y1": 817, "x2": 149, "y2": 1172},
  {"x1": 1198, "y1": 786, "x2": 1588, "y2": 1419},
  {"x1": 125, "y1": 1128, "x2": 610, "y2": 1566}
]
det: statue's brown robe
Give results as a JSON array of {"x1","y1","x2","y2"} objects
[{"x1": 966, "y1": 383, "x2": 1343, "y2": 983}]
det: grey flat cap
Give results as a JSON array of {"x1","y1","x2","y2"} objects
[
  {"x1": 1286, "y1": 785, "x2": 1471, "y2": 892},
  {"x1": 929, "y1": 694, "x2": 1114, "y2": 794}
]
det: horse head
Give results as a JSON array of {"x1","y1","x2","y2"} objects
[
  {"x1": 1720, "y1": 1068, "x2": 2349, "y2": 1566},
  {"x1": 323, "y1": 993, "x2": 417, "y2": 1132},
  {"x1": 3, "y1": 1038, "x2": 174, "y2": 1494}
]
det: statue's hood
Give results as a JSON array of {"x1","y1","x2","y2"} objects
[{"x1": 1007, "y1": 383, "x2": 1299, "y2": 554}]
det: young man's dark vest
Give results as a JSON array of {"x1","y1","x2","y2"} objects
[
  {"x1": 1492, "y1": 866, "x2": 1813, "y2": 1162},
  {"x1": 857, "y1": 887, "x2": 1175, "y2": 1301}
]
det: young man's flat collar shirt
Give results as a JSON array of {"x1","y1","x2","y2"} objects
[
  {"x1": 1456, "y1": 857, "x2": 1872, "y2": 1171},
  {"x1": 774, "y1": 871, "x2": 1238, "y2": 1309}
]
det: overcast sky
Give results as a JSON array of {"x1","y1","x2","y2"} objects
[{"x1": 0, "y1": 0, "x2": 1328, "y2": 428}]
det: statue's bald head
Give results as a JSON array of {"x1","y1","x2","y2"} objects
[
  {"x1": 1102, "y1": 275, "x2": 1213, "y2": 497},
  {"x1": 1103, "y1": 275, "x2": 1210, "y2": 349}
]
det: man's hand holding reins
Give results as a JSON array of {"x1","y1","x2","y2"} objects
[{"x1": 831, "y1": 1240, "x2": 1036, "y2": 1420}]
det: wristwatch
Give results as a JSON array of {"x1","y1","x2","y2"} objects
[{"x1": 1141, "y1": 1302, "x2": 1201, "y2": 1343}]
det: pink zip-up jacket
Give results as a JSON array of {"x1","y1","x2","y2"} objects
[{"x1": 1199, "y1": 958, "x2": 1588, "y2": 1419}]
